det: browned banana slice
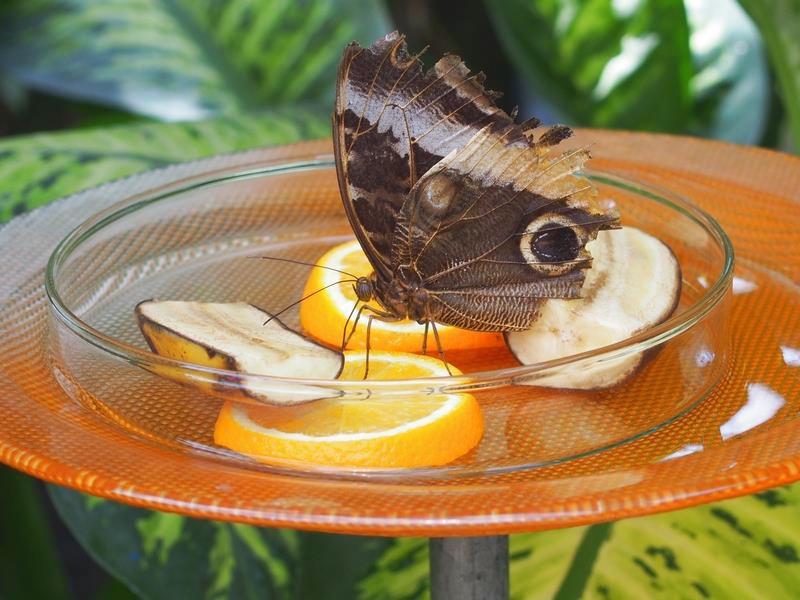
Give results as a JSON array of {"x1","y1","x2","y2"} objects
[
  {"x1": 136, "y1": 301, "x2": 343, "y2": 404},
  {"x1": 506, "y1": 227, "x2": 681, "y2": 389}
]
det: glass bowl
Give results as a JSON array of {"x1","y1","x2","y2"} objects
[{"x1": 45, "y1": 157, "x2": 733, "y2": 478}]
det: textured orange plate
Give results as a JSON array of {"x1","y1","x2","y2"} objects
[{"x1": 2, "y1": 133, "x2": 799, "y2": 536}]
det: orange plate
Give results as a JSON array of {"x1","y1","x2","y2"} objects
[{"x1": 2, "y1": 134, "x2": 800, "y2": 537}]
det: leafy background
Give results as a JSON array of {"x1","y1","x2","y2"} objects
[{"x1": 0, "y1": 0, "x2": 798, "y2": 598}]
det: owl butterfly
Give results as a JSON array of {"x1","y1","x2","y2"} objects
[{"x1": 333, "y1": 32, "x2": 620, "y2": 369}]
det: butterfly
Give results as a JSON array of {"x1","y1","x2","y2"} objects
[{"x1": 332, "y1": 32, "x2": 620, "y2": 367}]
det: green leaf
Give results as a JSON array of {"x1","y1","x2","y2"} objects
[
  {"x1": 486, "y1": 0, "x2": 694, "y2": 132},
  {"x1": 357, "y1": 537, "x2": 430, "y2": 599},
  {"x1": 93, "y1": 577, "x2": 140, "y2": 600},
  {"x1": 583, "y1": 487, "x2": 800, "y2": 598},
  {"x1": 0, "y1": 107, "x2": 328, "y2": 223},
  {"x1": 0, "y1": 467, "x2": 70, "y2": 600},
  {"x1": 296, "y1": 532, "x2": 390, "y2": 600},
  {"x1": 48, "y1": 487, "x2": 390, "y2": 600},
  {"x1": 49, "y1": 487, "x2": 299, "y2": 599},
  {"x1": 358, "y1": 486, "x2": 800, "y2": 599},
  {"x1": 738, "y1": 0, "x2": 800, "y2": 151},
  {"x1": 0, "y1": 0, "x2": 391, "y2": 120},
  {"x1": 685, "y1": 0, "x2": 770, "y2": 144}
]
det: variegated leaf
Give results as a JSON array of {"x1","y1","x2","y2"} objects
[
  {"x1": 49, "y1": 486, "x2": 390, "y2": 600},
  {"x1": 0, "y1": 0, "x2": 391, "y2": 120},
  {"x1": 357, "y1": 486, "x2": 800, "y2": 599},
  {"x1": 0, "y1": 107, "x2": 328, "y2": 223}
]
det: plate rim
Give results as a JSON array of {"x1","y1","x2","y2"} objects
[{"x1": 2, "y1": 131, "x2": 799, "y2": 536}]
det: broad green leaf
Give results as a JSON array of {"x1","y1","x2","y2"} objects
[
  {"x1": 48, "y1": 486, "x2": 390, "y2": 600},
  {"x1": 486, "y1": 0, "x2": 694, "y2": 132},
  {"x1": 0, "y1": 0, "x2": 390, "y2": 120},
  {"x1": 578, "y1": 487, "x2": 800, "y2": 598},
  {"x1": 358, "y1": 486, "x2": 800, "y2": 599},
  {"x1": 0, "y1": 467, "x2": 70, "y2": 600},
  {"x1": 296, "y1": 532, "x2": 390, "y2": 600},
  {"x1": 357, "y1": 537, "x2": 430, "y2": 599},
  {"x1": 49, "y1": 486, "x2": 299, "y2": 599},
  {"x1": 0, "y1": 107, "x2": 328, "y2": 223},
  {"x1": 738, "y1": 0, "x2": 800, "y2": 151},
  {"x1": 685, "y1": 0, "x2": 770, "y2": 144},
  {"x1": 93, "y1": 577, "x2": 140, "y2": 600}
]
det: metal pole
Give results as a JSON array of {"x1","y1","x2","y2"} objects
[{"x1": 429, "y1": 535, "x2": 509, "y2": 600}]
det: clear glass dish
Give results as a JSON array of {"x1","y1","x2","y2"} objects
[{"x1": 45, "y1": 156, "x2": 733, "y2": 478}]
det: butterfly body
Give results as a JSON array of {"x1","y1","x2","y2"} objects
[{"x1": 334, "y1": 32, "x2": 620, "y2": 341}]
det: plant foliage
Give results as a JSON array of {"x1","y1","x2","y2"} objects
[{"x1": 0, "y1": 0, "x2": 390, "y2": 120}]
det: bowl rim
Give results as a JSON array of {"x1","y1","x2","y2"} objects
[{"x1": 45, "y1": 155, "x2": 735, "y2": 395}]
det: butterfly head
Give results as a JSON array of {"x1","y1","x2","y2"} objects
[{"x1": 354, "y1": 275, "x2": 375, "y2": 302}]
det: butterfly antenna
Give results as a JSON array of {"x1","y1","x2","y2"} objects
[
  {"x1": 263, "y1": 280, "x2": 357, "y2": 325},
  {"x1": 248, "y1": 255, "x2": 359, "y2": 279}
]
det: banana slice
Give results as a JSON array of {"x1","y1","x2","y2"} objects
[
  {"x1": 136, "y1": 301, "x2": 343, "y2": 404},
  {"x1": 506, "y1": 227, "x2": 681, "y2": 389}
]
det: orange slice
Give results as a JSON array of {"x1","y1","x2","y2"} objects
[
  {"x1": 213, "y1": 351, "x2": 484, "y2": 468},
  {"x1": 299, "y1": 239, "x2": 505, "y2": 352}
]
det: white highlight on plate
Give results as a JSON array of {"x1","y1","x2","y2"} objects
[
  {"x1": 780, "y1": 346, "x2": 800, "y2": 367},
  {"x1": 719, "y1": 383, "x2": 785, "y2": 441},
  {"x1": 696, "y1": 347, "x2": 715, "y2": 367},
  {"x1": 593, "y1": 34, "x2": 659, "y2": 100},
  {"x1": 661, "y1": 443, "x2": 704, "y2": 462},
  {"x1": 732, "y1": 276, "x2": 757, "y2": 295},
  {"x1": 697, "y1": 275, "x2": 709, "y2": 289}
]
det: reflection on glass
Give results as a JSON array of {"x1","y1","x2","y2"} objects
[
  {"x1": 696, "y1": 347, "x2": 715, "y2": 367},
  {"x1": 780, "y1": 346, "x2": 800, "y2": 367},
  {"x1": 732, "y1": 276, "x2": 757, "y2": 295},
  {"x1": 719, "y1": 382, "x2": 784, "y2": 440},
  {"x1": 661, "y1": 443, "x2": 704, "y2": 462}
]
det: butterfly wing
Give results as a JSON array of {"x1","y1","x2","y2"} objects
[
  {"x1": 333, "y1": 31, "x2": 518, "y2": 278},
  {"x1": 392, "y1": 122, "x2": 620, "y2": 331}
]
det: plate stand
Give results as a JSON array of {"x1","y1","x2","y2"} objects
[{"x1": 430, "y1": 535, "x2": 509, "y2": 599}]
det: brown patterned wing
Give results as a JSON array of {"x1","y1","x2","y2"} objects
[
  {"x1": 392, "y1": 122, "x2": 621, "y2": 331},
  {"x1": 333, "y1": 31, "x2": 519, "y2": 277}
]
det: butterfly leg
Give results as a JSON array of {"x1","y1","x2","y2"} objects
[
  {"x1": 421, "y1": 320, "x2": 430, "y2": 356},
  {"x1": 429, "y1": 321, "x2": 452, "y2": 375},
  {"x1": 360, "y1": 306, "x2": 402, "y2": 379},
  {"x1": 364, "y1": 314, "x2": 375, "y2": 379},
  {"x1": 343, "y1": 303, "x2": 371, "y2": 349},
  {"x1": 344, "y1": 303, "x2": 395, "y2": 349},
  {"x1": 340, "y1": 303, "x2": 401, "y2": 378},
  {"x1": 340, "y1": 300, "x2": 360, "y2": 353}
]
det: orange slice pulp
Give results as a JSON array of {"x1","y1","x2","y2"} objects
[{"x1": 213, "y1": 350, "x2": 484, "y2": 468}]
